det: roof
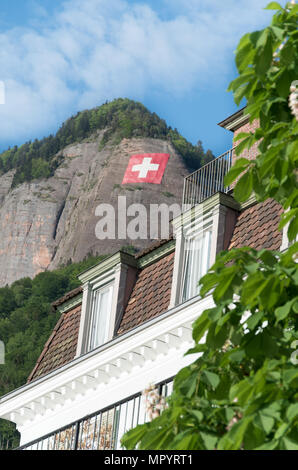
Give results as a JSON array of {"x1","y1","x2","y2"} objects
[
  {"x1": 27, "y1": 304, "x2": 82, "y2": 383},
  {"x1": 27, "y1": 244, "x2": 175, "y2": 383},
  {"x1": 135, "y1": 237, "x2": 173, "y2": 259},
  {"x1": 229, "y1": 199, "x2": 282, "y2": 251},
  {"x1": 52, "y1": 286, "x2": 83, "y2": 308},
  {"x1": 218, "y1": 106, "x2": 248, "y2": 132},
  {"x1": 117, "y1": 251, "x2": 174, "y2": 335},
  {"x1": 27, "y1": 198, "x2": 283, "y2": 383}
]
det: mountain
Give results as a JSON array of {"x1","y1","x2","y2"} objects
[{"x1": 0, "y1": 99, "x2": 213, "y2": 287}]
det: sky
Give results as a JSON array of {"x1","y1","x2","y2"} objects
[{"x1": 0, "y1": 0, "x2": 278, "y2": 157}]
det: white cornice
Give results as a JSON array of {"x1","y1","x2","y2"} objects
[
  {"x1": 56, "y1": 293, "x2": 82, "y2": 314},
  {"x1": 224, "y1": 113, "x2": 249, "y2": 132},
  {"x1": 137, "y1": 239, "x2": 175, "y2": 268},
  {"x1": 0, "y1": 294, "x2": 213, "y2": 444},
  {"x1": 173, "y1": 192, "x2": 240, "y2": 230},
  {"x1": 78, "y1": 252, "x2": 137, "y2": 284}
]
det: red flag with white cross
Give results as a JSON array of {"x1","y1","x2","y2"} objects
[{"x1": 122, "y1": 153, "x2": 170, "y2": 184}]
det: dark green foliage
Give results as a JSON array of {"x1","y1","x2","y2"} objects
[
  {"x1": 0, "y1": 253, "x2": 107, "y2": 448},
  {"x1": 0, "y1": 99, "x2": 213, "y2": 188},
  {"x1": 122, "y1": 2, "x2": 298, "y2": 451}
]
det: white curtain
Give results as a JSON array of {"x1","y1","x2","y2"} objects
[
  {"x1": 181, "y1": 230, "x2": 211, "y2": 302},
  {"x1": 89, "y1": 284, "x2": 113, "y2": 350}
]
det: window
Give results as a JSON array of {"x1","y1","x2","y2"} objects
[
  {"x1": 88, "y1": 283, "x2": 114, "y2": 351},
  {"x1": 180, "y1": 229, "x2": 212, "y2": 302}
]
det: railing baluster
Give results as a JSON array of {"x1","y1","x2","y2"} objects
[
  {"x1": 17, "y1": 378, "x2": 175, "y2": 451},
  {"x1": 182, "y1": 148, "x2": 233, "y2": 207}
]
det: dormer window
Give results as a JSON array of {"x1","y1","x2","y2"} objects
[
  {"x1": 88, "y1": 283, "x2": 114, "y2": 350},
  {"x1": 169, "y1": 192, "x2": 239, "y2": 309},
  {"x1": 180, "y1": 228, "x2": 212, "y2": 302},
  {"x1": 76, "y1": 252, "x2": 138, "y2": 357}
]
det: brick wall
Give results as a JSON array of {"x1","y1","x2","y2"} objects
[
  {"x1": 231, "y1": 118, "x2": 259, "y2": 188},
  {"x1": 233, "y1": 118, "x2": 260, "y2": 164}
]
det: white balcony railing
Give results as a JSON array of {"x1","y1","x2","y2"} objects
[{"x1": 182, "y1": 148, "x2": 234, "y2": 207}]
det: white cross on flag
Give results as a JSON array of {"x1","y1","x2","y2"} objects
[{"x1": 122, "y1": 153, "x2": 170, "y2": 184}]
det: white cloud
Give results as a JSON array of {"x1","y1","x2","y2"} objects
[{"x1": 0, "y1": 0, "x2": 274, "y2": 145}]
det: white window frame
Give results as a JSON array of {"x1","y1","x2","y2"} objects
[
  {"x1": 169, "y1": 192, "x2": 240, "y2": 309},
  {"x1": 76, "y1": 269, "x2": 119, "y2": 356},
  {"x1": 88, "y1": 282, "x2": 114, "y2": 351},
  {"x1": 180, "y1": 223, "x2": 212, "y2": 302}
]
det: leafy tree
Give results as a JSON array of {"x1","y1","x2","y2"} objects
[
  {"x1": 0, "y1": 99, "x2": 214, "y2": 187},
  {"x1": 122, "y1": 1, "x2": 298, "y2": 451}
]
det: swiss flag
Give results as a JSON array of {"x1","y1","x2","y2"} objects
[{"x1": 122, "y1": 153, "x2": 170, "y2": 184}]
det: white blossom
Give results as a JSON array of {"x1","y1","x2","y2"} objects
[
  {"x1": 289, "y1": 84, "x2": 298, "y2": 120},
  {"x1": 142, "y1": 384, "x2": 166, "y2": 422}
]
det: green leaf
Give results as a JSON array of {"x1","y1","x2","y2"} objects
[
  {"x1": 224, "y1": 158, "x2": 251, "y2": 186},
  {"x1": 192, "y1": 311, "x2": 211, "y2": 343},
  {"x1": 235, "y1": 35, "x2": 255, "y2": 73},
  {"x1": 190, "y1": 410, "x2": 203, "y2": 423},
  {"x1": 288, "y1": 215, "x2": 298, "y2": 241},
  {"x1": 206, "y1": 306, "x2": 222, "y2": 322},
  {"x1": 234, "y1": 83, "x2": 250, "y2": 106},
  {"x1": 233, "y1": 170, "x2": 254, "y2": 202},
  {"x1": 245, "y1": 331, "x2": 278, "y2": 359},
  {"x1": 139, "y1": 427, "x2": 173, "y2": 450},
  {"x1": 280, "y1": 42, "x2": 295, "y2": 66},
  {"x1": 233, "y1": 132, "x2": 251, "y2": 142},
  {"x1": 246, "y1": 311, "x2": 264, "y2": 330},
  {"x1": 276, "y1": 71, "x2": 293, "y2": 98},
  {"x1": 283, "y1": 368, "x2": 298, "y2": 385},
  {"x1": 200, "y1": 432, "x2": 218, "y2": 450},
  {"x1": 259, "y1": 412, "x2": 275, "y2": 434},
  {"x1": 275, "y1": 298, "x2": 297, "y2": 323},
  {"x1": 234, "y1": 135, "x2": 254, "y2": 155},
  {"x1": 207, "y1": 323, "x2": 229, "y2": 349},
  {"x1": 286, "y1": 403, "x2": 298, "y2": 423},
  {"x1": 121, "y1": 423, "x2": 148, "y2": 449},
  {"x1": 255, "y1": 440, "x2": 278, "y2": 450},
  {"x1": 255, "y1": 36, "x2": 273, "y2": 76},
  {"x1": 213, "y1": 267, "x2": 237, "y2": 302},
  {"x1": 241, "y1": 273, "x2": 268, "y2": 305},
  {"x1": 225, "y1": 408, "x2": 234, "y2": 422},
  {"x1": 259, "y1": 250, "x2": 277, "y2": 267},
  {"x1": 243, "y1": 422, "x2": 266, "y2": 449},
  {"x1": 274, "y1": 423, "x2": 288, "y2": 440},
  {"x1": 230, "y1": 379, "x2": 254, "y2": 404},
  {"x1": 218, "y1": 417, "x2": 252, "y2": 450},
  {"x1": 202, "y1": 370, "x2": 220, "y2": 390},
  {"x1": 264, "y1": 2, "x2": 283, "y2": 10},
  {"x1": 228, "y1": 348, "x2": 245, "y2": 363},
  {"x1": 270, "y1": 25, "x2": 284, "y2": 40},
  {"x1": 282, "y1": 437, "x2": 298, "y2": 450},
  {"x1": 170, "y1": 430, "x2": 200, "y2": 450},
  {"x1": 227, "y1": 72, "x2": 255, "y2": 92},
  {"x1": 256, "y1": 29, "x2": 269, "y2": 48}
]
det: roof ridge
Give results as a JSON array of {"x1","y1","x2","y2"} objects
[{"x1": 52, "y1": 286, "x2": 83, "y2": 309}]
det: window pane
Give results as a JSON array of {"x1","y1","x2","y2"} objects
[
  {"x1": 90, "y1": 284, "x2": 113, "y2": 350},
  {"x1": 182, "y1": 230, "x2": 211, "y2": 301}
]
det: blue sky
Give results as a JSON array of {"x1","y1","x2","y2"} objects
[{"x1": 0, "y1": 0, "x2": 277, "y2": 156}]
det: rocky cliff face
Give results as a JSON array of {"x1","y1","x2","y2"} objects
[{"x1": 0, "y1": 132, "x2": 188, "y2": 286}]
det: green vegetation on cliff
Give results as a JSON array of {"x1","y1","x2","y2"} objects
[
  {"x1": 0, "y1": 98, "x2": 213, "y2": 188},
  {"x1": 0, "y1": 254, "x2": 107, "y2": 448}
]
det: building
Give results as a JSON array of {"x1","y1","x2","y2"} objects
[{"x1": 0, "y1": 109, "x2": 288, "y2": 450}]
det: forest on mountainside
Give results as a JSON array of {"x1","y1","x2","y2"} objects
[
  {"x1": 0, "y1": 253, "x2": 108, "y2": 448},
  {"x1": 0, "y1": 98, "x2": 214, "y2": 188}
]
